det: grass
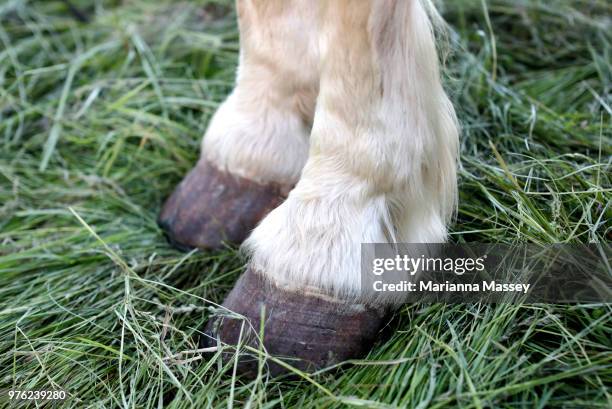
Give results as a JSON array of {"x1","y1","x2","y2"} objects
[{"x1": 0, "y1": 0, "x2": 610, "y2": 407}]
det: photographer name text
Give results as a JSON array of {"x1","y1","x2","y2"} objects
[{"x1": 372, "y1": 280, "x2": 531, "y2": 294}]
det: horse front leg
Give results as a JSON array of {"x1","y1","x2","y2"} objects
[
  {"x1": 158, "y1": 0, "x2": 319, "y2": 250},
  {"x1": 204, "y1": 0, "x2": 459, "y2": 376}
]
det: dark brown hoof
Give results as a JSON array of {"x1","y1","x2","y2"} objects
[
  {"x1": 158, "y1": 159, "x2": 289, "y2": 251},
  {"x1": 201, "y1": 268, "x2": 387, "y2": 378}
]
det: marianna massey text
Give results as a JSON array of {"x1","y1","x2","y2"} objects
[{"x1": 373, "y1": 280, "x2": 531, "y2": 294}]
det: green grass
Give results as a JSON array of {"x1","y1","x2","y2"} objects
[{"x1": 0, "y1": 0, "x2": 610, "y2": 407}]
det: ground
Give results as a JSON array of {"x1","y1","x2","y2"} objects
[{"x1": 0, "y1": 0, "x2": 610, "y2": 407}]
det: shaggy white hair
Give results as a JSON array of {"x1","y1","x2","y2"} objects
[
  {"x1": 202, "y1": 0, "x2": 459, "y2": 304},
  {"x1": 201, "y1": 0, "x2": 318, "y2": 186}
]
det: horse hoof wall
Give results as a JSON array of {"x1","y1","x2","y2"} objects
[
  {"x1": 158, "y1": 160, "x2": 289, "y2": 251},
  {"x1": 201, "y1": 267, "x2": 386, "y2": 378}
]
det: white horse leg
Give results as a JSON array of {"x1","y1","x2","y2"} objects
[
  {"x1": 159, "y1": 0, "x2": 319, "y2": 250},
  {"x1": 206, "y1": 0, "x2": 459, "y2": 375}
]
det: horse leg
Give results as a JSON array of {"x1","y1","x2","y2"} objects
[
  {"x1": 205, "y1": 0, "x2": 459, "y2": 375},
  {"x1": 159, "y1": 0, "x2": 319, "y2": 250}
]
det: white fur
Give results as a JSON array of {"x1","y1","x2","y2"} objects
[
  {"x1": 201, "y1": 0, "x2": 320, "y2": 185},
  {"x1": 243, "y1": 0, "x2": 459, "y2": 304}
]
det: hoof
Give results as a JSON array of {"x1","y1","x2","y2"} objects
[
  {"x1": 201, "y1": 267, "x2": 386, "y2": 378},
  {"x1": 158, "y1": 159, "x2": 289, "y2": 251}
]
